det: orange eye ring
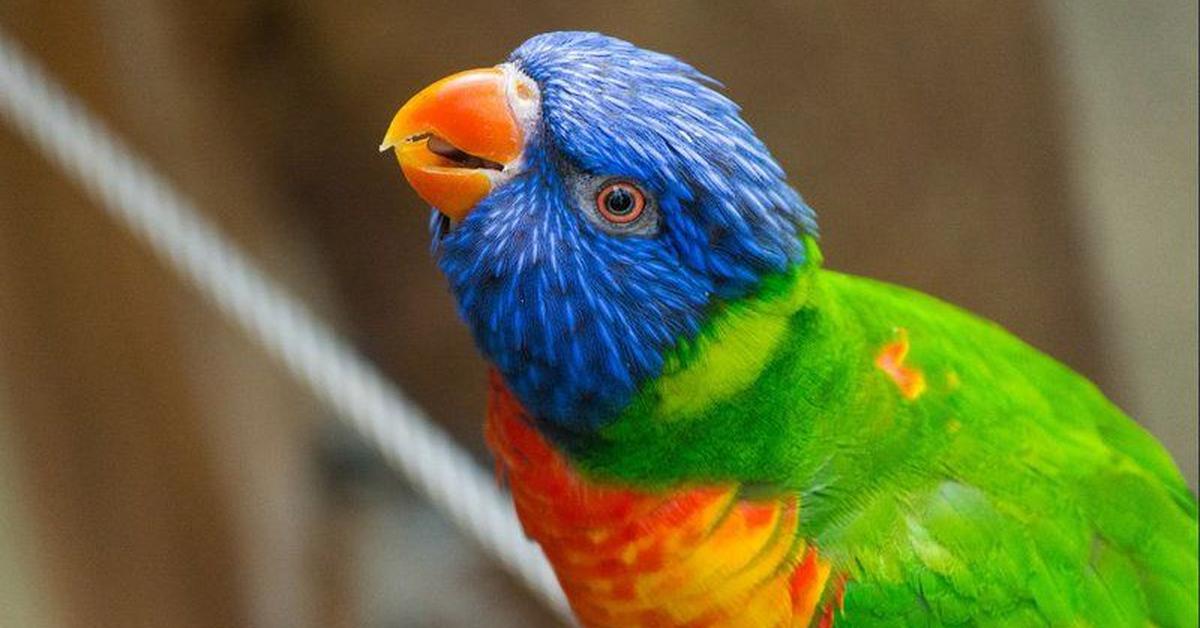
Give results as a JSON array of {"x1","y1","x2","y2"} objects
[{"x1": 596, "y1": 181, "x2": 646, "y2": 224}]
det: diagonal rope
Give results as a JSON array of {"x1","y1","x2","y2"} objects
[{"x1": 0, "y1": 28, "x2": 572, "y2": 623}]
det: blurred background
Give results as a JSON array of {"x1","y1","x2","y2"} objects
[{"x1": 0, "y1": 2, "x2": 1195, "y2": 627}]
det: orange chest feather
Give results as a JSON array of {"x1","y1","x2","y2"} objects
[{"x1": 485, "y1": 371, "x2": 842, "y2": 628}]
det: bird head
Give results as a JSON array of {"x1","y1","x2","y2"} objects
[{"x1": 383, "y1": 32, "x2": 816, "y2": 438}]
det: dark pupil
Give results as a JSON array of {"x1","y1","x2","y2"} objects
[{"x1": 605, "y1": 187, "x2": 635, "y2": 215}]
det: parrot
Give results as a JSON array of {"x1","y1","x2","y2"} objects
[{"x1": 380, "y1": 32, "x2": 1198, "y2": 627}]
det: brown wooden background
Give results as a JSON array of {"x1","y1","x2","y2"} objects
[{"x1": 1, "y1": 2, "x2": 1195, "y2": 627}]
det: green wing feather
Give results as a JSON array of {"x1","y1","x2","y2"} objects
[
  {"x1": 569, "y1": 239, "x2": 1197, "y2": 626},
  {"x1": 816, "y1": 272, "x2": 1198, "y2": 627}
]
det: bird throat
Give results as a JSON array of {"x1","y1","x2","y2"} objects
[{"x1": 485, "y1": 370, "x2": 843, "y2": 627}]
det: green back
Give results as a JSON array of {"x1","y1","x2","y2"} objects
[{"x1": 568, "y1": 242, "x2": 1198, "y2": 626}]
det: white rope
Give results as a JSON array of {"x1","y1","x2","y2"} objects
[{"x1": 0, "y1": 28, "x2": 572, "y2": 623}]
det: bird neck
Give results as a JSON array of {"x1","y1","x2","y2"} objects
[
  {"x1": 484, "y1": 366, "x2": 839, "y2": 627},
  {"x1": 552, "y1": 236, "x2": 863, "y2": 488}
]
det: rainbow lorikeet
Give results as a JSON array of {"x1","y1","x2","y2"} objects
[{"x1": 381, "y1": 32, "x2": 1197, "y2": 627}]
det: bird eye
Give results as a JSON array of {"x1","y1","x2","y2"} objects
[
  {"x1": 569, "y1": 171, "x2": 659, "y2": 236},
  {"x1": 596, "y1": 181, "x2": 646, "y2": 224}
]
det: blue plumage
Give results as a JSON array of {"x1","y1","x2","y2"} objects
[{"x1": 434, "y1": 32, "x2": 816, "y2": 434}]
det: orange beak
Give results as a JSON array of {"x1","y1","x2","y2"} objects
[{"x1": 380, "y1": 67, "x2": 524, "y2": 221}]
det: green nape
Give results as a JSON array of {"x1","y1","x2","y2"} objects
[{"x1": 564, "y1": 237, "x2": 1197, "y2": 626}]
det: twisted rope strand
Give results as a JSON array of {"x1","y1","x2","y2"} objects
[{"x1": 0, "y1": 28, "x2": 571, "y2": 624}]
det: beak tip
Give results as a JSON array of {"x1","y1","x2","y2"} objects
[{"x1": 379, "y1": 141, "x2": 393, "y2": 153}]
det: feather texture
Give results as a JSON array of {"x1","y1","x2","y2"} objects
[
  {"x1": 487, "y1": 370, "x2": 839, "y2": 627},
  {"x1": 415, "y1": 32, "x2": 1198, "y2": 626}
]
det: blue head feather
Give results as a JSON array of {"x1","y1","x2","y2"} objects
[{"x1": 433, "y1": 32, "x2": 816, "y2": 436}]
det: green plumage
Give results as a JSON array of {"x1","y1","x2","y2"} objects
[{"x1": 568, "y1": 238, "x2": 1198, "y2": 626}]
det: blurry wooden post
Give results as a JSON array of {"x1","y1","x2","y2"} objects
[
  {"x1": 0, "y1": 128, "x2": 247, "y2": 628},
  {"x1": 0, "y1": 3, "x2": 350, "y2": 628}
]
